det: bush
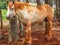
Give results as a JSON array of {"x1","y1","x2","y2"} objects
[{"x1": 0, "y1": 2, "x2": 7, "y2": 9}]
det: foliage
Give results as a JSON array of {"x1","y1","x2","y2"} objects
[
  {"x1": 0, "y1": 0, "x2": 7, "y2": 9},
  {"x1": 2, "y1": 9, "x2": 7, "y2": 21}
]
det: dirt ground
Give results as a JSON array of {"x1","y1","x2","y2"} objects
[{"x1": 0, "y1": 23, "x2": 60, "y2": 45}]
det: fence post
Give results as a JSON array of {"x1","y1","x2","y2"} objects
[
  {"x1": 0, "y1": 9, "x2": 3, "y2": 39},
  {"x1": 0, "y1": 9, "x2": 3, "y2": 29}
]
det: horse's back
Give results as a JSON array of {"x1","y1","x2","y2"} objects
[{"x1": 16, "y1": 3, "x2": 53, "y2": 24}]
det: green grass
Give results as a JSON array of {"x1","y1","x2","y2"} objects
[{"x1": 1, "y1": 9, "x2": 7, "y2": 21}]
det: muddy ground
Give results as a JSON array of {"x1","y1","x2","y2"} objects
[{"x1": 0, "y1": 22, "x2": 60, "y2": 45}]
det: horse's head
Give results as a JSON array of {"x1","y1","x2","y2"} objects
[
  {"x1": 6, "y1": 1, "x2": 30, "y2": 20},
  {"x1": 6, "y1": 1, "x2": 16, "y2": 20}
]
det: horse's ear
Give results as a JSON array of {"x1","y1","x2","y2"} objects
[
  {"x1": 7, "y1": 1, "x2": 9, "y2": 4},
  {"x1": 13, "y1": 1, "x2": 14, "y2": 4}
]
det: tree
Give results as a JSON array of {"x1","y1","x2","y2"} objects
[
  {"x1": 37, "y1": 0, "x2": 45, "y2": 5},
  {"x1": 0, "y1": 9, "x2": 3, "y2": 39},
  {"x1": 45, "y1": 0, "x2": 56, "y2": 8},
  {"x1": 56, "y1": 0, "x2": 60, "y2": 25},
  {"x1": 0, "y1": 9, "x2": 3, "y2": 29},
  {"x1": 26, "y1": 0, "x2": 29, "y2": 3}
]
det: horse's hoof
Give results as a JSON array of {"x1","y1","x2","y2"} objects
[
  {"x1": 8, "y1": 39, "x2": 13, "y2": 43},
  {"x1": 8, "y1": 41, "x2": 12, "y2": 43},
  {"x1": 24, "y1": 43, "x2": 31, "y2": 45},
  {"x1": 20, "y1": 38, "x2": 25, "y2": 41}
]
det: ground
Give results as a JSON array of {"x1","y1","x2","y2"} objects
[{"x1": 0, "y1": 22, "x2": 60, "y2": 45}]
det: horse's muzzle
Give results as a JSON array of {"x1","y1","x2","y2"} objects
[{"x1": 6, "y1": 16, "x2": 16, "y2": 20}]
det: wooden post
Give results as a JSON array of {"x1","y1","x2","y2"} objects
[
  {"x1": 0, "y1": 9, "x2": 3, "y2": 29},
  {"x1": 0, "y1": 9, "x2": 3, "y2": 39}
]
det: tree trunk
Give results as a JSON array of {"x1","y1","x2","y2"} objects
[
  {"x1": 0, "y1": 9, "x2": 3, "y2": 29},
  {"x1": 37, "y1": 0, "x2": 41, "y2": 5},
  {"x1": 37, "y1": 0, "x2": 45, "y2": 5},
  {"x1": 0, "y1": 9, "x2": 3, "y2": 39},
  {"x1": 56, "y1": 0, "x2": 60, "y2": 25},
  {"x1": 45, "y1": 0, "x2": 56, "y2": 7},
  {"x1": 26, "y1": 0, "x2": 29, "y2": 3}
]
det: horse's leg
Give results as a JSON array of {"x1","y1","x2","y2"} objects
[
  {"x1": 46, "y1": 16, "x2": 52, "y2": 39},
  {"x1": 24, "y1": 20, "x2": 32, "y2": 45},
  {"x1": 19, "y1": 20, "x2": 24, "y2": 37},
  {"x1": 45, "y1": 5, "x2": 53, "y2": 39}
]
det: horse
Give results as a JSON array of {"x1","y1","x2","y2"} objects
[{"x1": 6, "y1": 1, "x2": 54, "y2": 44}]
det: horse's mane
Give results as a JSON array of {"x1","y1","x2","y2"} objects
[{"x1": 8, "y1": 2, "x2": 30, "y2": 10}]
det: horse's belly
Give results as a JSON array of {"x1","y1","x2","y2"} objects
[{"x1": 17, "y1": 9, "x2": 47, "y2": 24}]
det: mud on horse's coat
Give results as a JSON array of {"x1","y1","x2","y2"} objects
[{"x1": 6, "y1": 1, "x2": 53, "y2": 44}]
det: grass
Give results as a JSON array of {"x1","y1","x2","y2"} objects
[{"x1": 1, "y1": 9, "x2": 7, "y2": 21}]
